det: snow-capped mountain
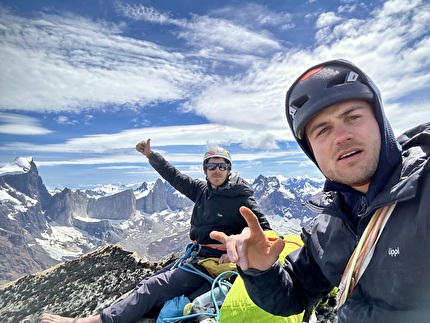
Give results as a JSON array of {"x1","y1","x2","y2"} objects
[{"x1": 0, "y1": 157, "x2": 324, "y2": 285}]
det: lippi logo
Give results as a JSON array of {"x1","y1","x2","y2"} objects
[{"x1": 388, "y1": 247, "x2": 400, "y2": 257}]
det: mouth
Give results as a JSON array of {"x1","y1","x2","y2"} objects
[{"x1": 338, "y1": 150, "x2": 362, "y2": 160}]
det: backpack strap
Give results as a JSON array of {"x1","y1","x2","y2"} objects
[{"x1": 336, "y1": 203, "x2": 397, "y2": 309}]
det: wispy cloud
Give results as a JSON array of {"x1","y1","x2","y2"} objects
[
  {"x1": 3, "y1": 0, "x2": 428, "y2": 129},
  {"x1": 0, "y1": 5, "x2": 204, "y2": 112},
  {"x1": 116, "y1": 3, "x2": 173, "y2": 24},
  {"x1": 0, "y1": 123, "x2": 288, "y2": 154},
  {"x1": 1, "y1": 0, "x2": 429, "y2": 140},
  {"x1": 187, "y1": 0, "x2": 430, "y2": 135},
  {"x1": 0, "y1": 112, "x2": 53, "y2": 135},
  {"x1": 178, "y1": 16, "x2": 282, "y2": 55}
]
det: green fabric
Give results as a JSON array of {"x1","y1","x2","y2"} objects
[{"x1": 219, "y1": 232, "x2": 305, "y2": 322}]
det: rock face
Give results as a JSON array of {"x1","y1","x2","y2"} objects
[
  {"x1": 253, "y1": 174, "x2": 322, "y2": 220},
  {"x1": 135, "y1": 179, "x2": 191, "y2": 213},
  {"x1": 45, "y1": 188, "x2": 88, "y2": 225},
  {"x1": 0, "y1": 158, "x2": 57, "y2": 283},
  {"x1": 136, "y1": 179, "x2": 168, "y2": 214},
  {"x1": 88, "y1": 189, "x2": 136, "y2": 220},
  {"x1": 0, "y1": 158, "x2": 337, "y2": 322},
  {"x1": 0, "y1": 157, "x2": 53, "y2": 211},
  {"x1": 0, "y1": 244, "x2": 178, "y2": 323}
]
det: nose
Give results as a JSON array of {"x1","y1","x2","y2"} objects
[{"x1": 333, "y1": 124, "x2": 353, "y2": 145}]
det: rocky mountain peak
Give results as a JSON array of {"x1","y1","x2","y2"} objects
[{"x1": 0, "y1": 156, "x2": 52, "y2": 209}]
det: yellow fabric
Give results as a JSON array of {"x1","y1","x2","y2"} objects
[
  {"x1": 197, "y1": 257, "x2": 237, "y2": 277},
  {"x1": 219, "y1": 231, "x2": 304, "y2": 323}
]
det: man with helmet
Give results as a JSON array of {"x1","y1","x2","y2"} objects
[
  {"x1": 43, "y1": 140, "x2": 271, "y2": 323},
  {"x1": 210, "y1": 59, "x2": 430, "y2": 322}
]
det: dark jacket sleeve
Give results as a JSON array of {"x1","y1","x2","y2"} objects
[{"x1": 147, "y1": 152, "x2": 203, "y2": 201}]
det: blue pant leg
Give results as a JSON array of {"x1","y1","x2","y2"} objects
[{"x1": 101, "y1": 266, "x2": 210, "y2": 323}]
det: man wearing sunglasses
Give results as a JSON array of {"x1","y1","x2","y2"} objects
[{"x1": 43, "y1": 141, "x2": 271, "y2": 323}]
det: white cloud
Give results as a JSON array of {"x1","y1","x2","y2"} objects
[
  {"x1": 0, "y1": 112, "x2": 53, "y2": 135},
  {"x1": 316, "y1": 12, "x2": 342, "y2": 29},
  {"x1": 116, "y1": 4, "x2": 172, "y2": 24},
  {"x1": 178, "y1": 0, "x2": 430, "y2": 144},
  {"x1": 55, "y1": 116, "x2": 78, "y2": 125},
  {"x1": 178, "y1": 15, "x2": 282, "y2": 55},
  {"x1": 116, "y1": 3, "x2": 282, "y2": 56},
  {"x1": 0, "y1": 123, "x2": 289, "y2": 154},
  {"x1": 0, "y1": 7, "x2": 203, "y2": 112},
  {"x1": 338, "y1": 4, "x2": 357, "y2": 14},
  {"x1": 209, "y1": 3, "x2": 294, "y2": 31}
]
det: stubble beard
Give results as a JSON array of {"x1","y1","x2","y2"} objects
[{"x1": 327, "y1": 153, "x2": 380, "y2": 187}]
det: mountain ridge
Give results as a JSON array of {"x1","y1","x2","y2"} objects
[{"x1": 0, "y1": 156, "x2": 324, "y2": 285}]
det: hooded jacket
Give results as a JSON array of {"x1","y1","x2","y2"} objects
[{"x1": 148, "y1": 152, "x2": 271, "y2": 258}]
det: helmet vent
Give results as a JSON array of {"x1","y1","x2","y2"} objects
[
  {"x1": 291, "y1": 95, "x2": 309, "y2": 110},
  {"x1": 327, "y1": 72, "x2": 348, "y2": 89}
]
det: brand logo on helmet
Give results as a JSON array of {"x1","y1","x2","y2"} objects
[{"x1": 346, "y1": 71, "x2": 359, "y2": 82}]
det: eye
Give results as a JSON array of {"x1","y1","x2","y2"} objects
[
  {"x1": 348, "y1": 114, "x2": 361, "y2": 122},
  {"x1": 316, "y1": 126, "x2": 330, "y2": 137}
]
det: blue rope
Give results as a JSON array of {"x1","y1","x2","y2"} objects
[
  {"x1": 171, "y1": 243, "x2": 200, "y2": 269},
  {"x1": 163, "y1": 244, "x2": 238, "y2": 323},
  {"x1": 210, "y1": 271, "x2": 238, "y2": 322},
  {"x1": 179, "y1": 263, "x2": 215, "y2": 283}
]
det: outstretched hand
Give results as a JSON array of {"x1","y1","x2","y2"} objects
[
  {"x1": 210, "y1": 206, "x2": 285, "y2": 271},
  {"x1": 136, "y1": 138, "x2": 152, "y2": 157}
]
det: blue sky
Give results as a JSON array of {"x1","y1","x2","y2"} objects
[{"x1": 0, "y1": 0, "x2": 429, "y2": 189}]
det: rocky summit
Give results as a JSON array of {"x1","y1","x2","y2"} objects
[{"x1": 0, "y1": 244, "x2": 179, "y2": 323}]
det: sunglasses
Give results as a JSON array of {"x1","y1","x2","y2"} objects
[{"x1": 205, "y1": 162, "x2": 230, "y2": 171}]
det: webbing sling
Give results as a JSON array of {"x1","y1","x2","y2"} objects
[{"x1": 337, "y1": 203, "x2": 397, "y2": 309}]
